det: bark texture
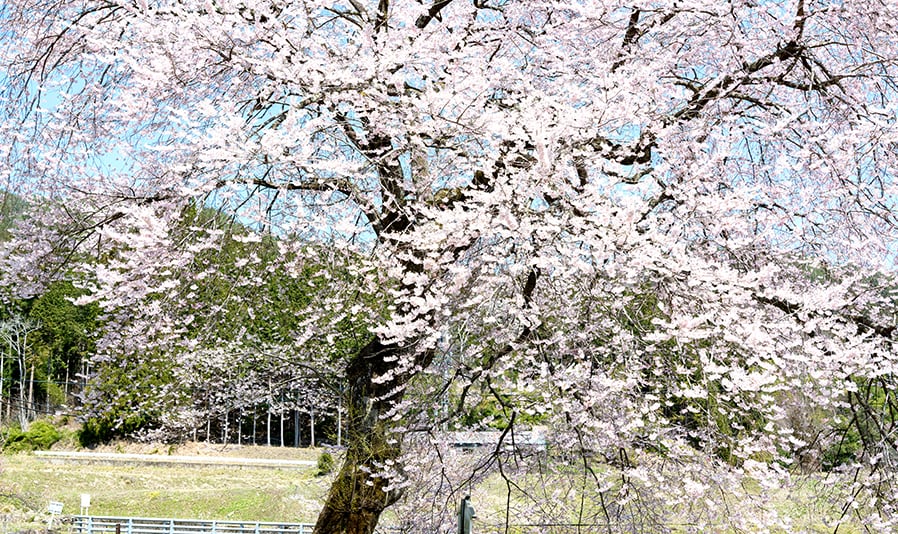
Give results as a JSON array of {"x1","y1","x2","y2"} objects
[{"x1": 312, "y1": 338, "x2": 409, "y2": 534}]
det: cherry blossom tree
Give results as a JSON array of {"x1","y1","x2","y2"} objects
[{"x1": 3, "y1": 0, "x2": 898, "y2": 532}]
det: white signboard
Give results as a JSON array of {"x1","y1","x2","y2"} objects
[
  {"x1": 81, "y1": 494, "x2": 91, "y2": 508},
  {"x1": 48, "y1": 501, "x2": 63, "y2": 514}
]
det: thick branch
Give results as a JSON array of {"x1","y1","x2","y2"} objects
[
  {"x1": 754, "y1": 294, "x2": 896, "y2": 340},
  {"x1": 589, "y1": 39, "x2": 811, "y2": 173},
  {"x1": 612, "y1": 8, "x2": 677, "y2": 72},
  {"x1": 670, "y1": 40, "x2": 805, "y2": 124},
  {"x1": 221, "y1": 175, "x2": 382, "y2": 231},
  {"x1": 415, "y1": 0, "x2": 456, "y2": 29},
  {"x1": 374, "y1": 0, "x2": 390, "y2": 33}
]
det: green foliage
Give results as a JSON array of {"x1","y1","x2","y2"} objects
[
  {"x1": 2, "y1": 420, "x2": 63, "y2": 453},
  {"x1": 317, "y1": 452, "x2": 335, "y2": 476},
  {"x1": 2, "y1": 204, "x2": 378, "y2": 446},
  {"x1": 819, "y1": 379, "x2": 894, "y2": 471},
  {"x1": 177, "y1": 204, "x2": 377, "y2": 353},
  {"x1": 78, "y1": 414, "x2": 154, "y2": 448},
  {"x1": 0, "y1": 190, "x2": 28, "y2": 242},
  {"x1": 28, "y1": 281, "x2": 100, "y2": 368},
  {"x1": 457, "y1": 393, "x2": 546, "y2": 431},
  {"x1": 0, "y1": 280, "x2": 100, "y2": 419},
  {"x1": 78, "y1": 350, "x2": 179, "y2": 446},
  {"x1": 46, "y1": 380, "x2": 66, "y2": 405},
  {"x1": 821, "y1": 425, "x2": 862, "y2": 471},
  {"x1": 585, "y1": 286, "x2": 773, "y2": 464}
]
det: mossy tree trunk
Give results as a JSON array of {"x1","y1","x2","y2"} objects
[{"x1": 313, "y1": 337, "x2": 429, "y2": 534}]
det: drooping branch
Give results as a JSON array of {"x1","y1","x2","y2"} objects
[{"x1": 445, "y1": 268, "x2": 540, "y2": 423}]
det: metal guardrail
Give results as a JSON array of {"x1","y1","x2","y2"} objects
[{"x1": 71, "y1": 516, "x2": 314, "y2": 534}]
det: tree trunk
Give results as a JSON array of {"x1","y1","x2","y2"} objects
[
  {"x1": 294, "y1": 408, "x2": 299, "y2": 448},
  {"x1": 267, "y1": 381, "x2": 273, "y2": 446},
  {"x1": 0, "y1": 349, "x2": 5, "y2": 424},
  {"x1": 46, "y1": 358, "x2": 51, "y2": 415},
  {"x1": 16, "y1": 356, "x2": 26, "y2": 428},
  {"x1": 312, "y1": 338, "x2": 417, "y2": 534},
  {"x1": 26, "y1": 363, "x2": 35, "y2": 423}
]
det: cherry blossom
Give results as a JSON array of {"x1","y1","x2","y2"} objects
[{"x1": 2, "y1": 0, "x2": 898, "y2": 532}]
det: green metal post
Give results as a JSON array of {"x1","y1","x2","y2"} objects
[{"x1": 457, "y1": 496, "x2": 475, "y2": 534}]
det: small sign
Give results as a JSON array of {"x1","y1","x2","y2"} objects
[
  {"x1": 80, "y1": 494, "x2": 91, "y2": 508},
  {"x1": 48, "y1": 501, "x2": 63, "y2": 514}
]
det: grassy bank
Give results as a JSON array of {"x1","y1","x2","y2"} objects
[{"x1": 0, "y1": 443, "x2": 332, "y2": 531}]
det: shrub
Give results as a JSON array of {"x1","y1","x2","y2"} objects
[
  {"x1": 317, "y1": 452, "x2": 335, "y2": 476},
  {"x1": 77, "y1": 413, "x2": 153, "y2": 448},
  {"x1": 2, "y1": 420, "x2": 63, "y2": 453}
]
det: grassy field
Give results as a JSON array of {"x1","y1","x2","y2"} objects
[
  {"x1": 0, "y1": 442, "x2": 333, "y2": 531},
  {"x1": 0, "y1": 439, "x2": 867, "y2": 533}
]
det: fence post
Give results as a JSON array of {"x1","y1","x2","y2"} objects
[
  {"x1": 457, "y1": 496, "x2": 475, "y2": 534},
  {"x1": 170, "y1": 519, "x2": 175, "y2": 534},
  {"x1": 128, "y1": 517, "x2": 133, "y2": 534}
]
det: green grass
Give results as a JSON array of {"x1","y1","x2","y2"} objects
[
  {"x1": 0, "y1": 446, "x2": 335, "y2": 527},
  {"x1": 0, "y1": 442, "x2": 870, "y2": 533}
]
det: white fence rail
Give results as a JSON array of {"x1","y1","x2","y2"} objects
[{"x1": 71, "y1": 516, "x2": 314, "y2": 534}]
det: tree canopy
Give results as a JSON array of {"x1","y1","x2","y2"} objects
[{"x1": 3, "y1": 0, "x2": 898, "y2": 531}]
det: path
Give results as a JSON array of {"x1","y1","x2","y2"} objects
[{"x1": 34, "y1": 451, "x2": 316, "y2": 469}]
